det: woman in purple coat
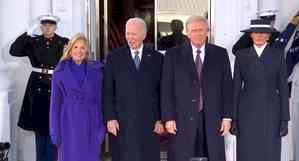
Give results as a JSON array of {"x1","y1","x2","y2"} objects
[{"x1": 50, "y1": 33, "x2": 106, "y2": 161}]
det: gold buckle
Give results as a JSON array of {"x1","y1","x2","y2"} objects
[{"x1": 41, "y1": 68, "x2": 48, "y2": 74}]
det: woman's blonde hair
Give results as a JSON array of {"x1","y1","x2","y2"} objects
[{"x1": 61, "y1": 33, "x2": 90, "y2": 61}]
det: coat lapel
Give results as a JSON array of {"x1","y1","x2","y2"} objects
[
  {"x1": 139, "y1": 45, "x2": 153, "y2": 73},
  {"x1": 122, "y1": 46, "x2": 139, "y2": 74},
  {"x1": 82, "y1": 61, "x2": 102, "y2": 91},
  {"x1": 181, "y1": 42, "x2": 199, "y2": 81},
  {"x1": 63, "y1": 60, "x2": 101, "y2": 92},
  {"x1": 202, "y1": 44, "x2": 211, "y2": 77},
  {"x1": 250, "y1": 44, "x2": 271, "y2": 60},
  {"x1": 64, "y1": 60, "x2": 83, "y2": 89},
  {"x1": 250, "y1": 47, "x2": 259, "y2": 58},
  {"x1": 260, "y1": 45, "x2": 271, "y2": 59}
]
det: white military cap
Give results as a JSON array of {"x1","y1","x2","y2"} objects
[
  {"x1": 257, "y1": 10, "x2": 278, "y2": 20},
  {"x1": 38, "y1": 14, "x2": 60, "y2": 24}
]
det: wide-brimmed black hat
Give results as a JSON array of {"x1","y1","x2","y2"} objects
[{"x1": 241, "y1": 19, "x2": 278, "y2": 33}]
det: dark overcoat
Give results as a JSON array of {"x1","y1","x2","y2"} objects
[
  {"x1": 103, "y1": 44, "x2": 163, "y2": 161},
  {"x1": 161, "y1": 41, "x2": 233, "y2": 161},
  {"x1": 233, "y1": 46, "x2": 290, "y2": 161},
  {"x1": 9, "y1": 32, "x2": 68, "y2": 134}
]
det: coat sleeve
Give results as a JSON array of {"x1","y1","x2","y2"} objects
[
  {"x1": 156, "y1": 52, "x2": 164, "y2": 121},
  {"x1": 161, "y1": 49, "x2": 176, "y2": 121},
  {"x1": 232, "y1": 54, "x2": 242, "y2": 121},
  {"x1": 102, "y1": 53, "x2": 118, "y2": 122},
  {"x1": 9, "y1": 32, "x2": 32, "y2": 57},
  {"x1": 221, "y1": 50, "x2": 233, "y2": 119},
  {"x1": 50, "y1": 72, "x2": 63, "y2": 140},
  {"x1": 278, "y1": 53, "x2": 290, "y2": 121}
]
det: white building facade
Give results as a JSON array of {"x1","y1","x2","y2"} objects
[{"x1": 0, "y1": 0, "x2": 298, "y2": 160}]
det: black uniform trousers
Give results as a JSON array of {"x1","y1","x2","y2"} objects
[{"x1": 35, "y1": 132, "x2": 55, "y2": 161}]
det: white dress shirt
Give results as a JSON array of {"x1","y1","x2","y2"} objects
[
  {"x1": 254, "y1": 43, "x2": 267, "y2": 57},
  {"x1": 191, "y1": 43, "x2": 205, "y2": 63},
  {"x1": 130, "y1": 44, "x2": 144, "y2": 61}
]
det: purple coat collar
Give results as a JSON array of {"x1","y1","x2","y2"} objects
[{"x1": 55, "y1": 59, "x2": 103, "y2": 72}]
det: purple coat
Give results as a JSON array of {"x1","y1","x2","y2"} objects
[{"x1": 50, "y1": 59, "x2": 106, "y2": 161}]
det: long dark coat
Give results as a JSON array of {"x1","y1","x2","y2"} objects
[
  {"x1": 103, "y1": 44, "x2": 163, "y2": 161},
  {"x1": 161, "y1": 41, "x2": 233, "y2": 161},
  {"x1": 233, "y1": 46, "x2": 290, "y2": 161},
  {"x1": 50, "y1": 59, "x2": 106, "y2": 161},
  {"x1": 9, "y1": 32, "x2": 68, "y2": 134}
]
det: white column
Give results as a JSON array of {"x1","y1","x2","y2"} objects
[
  {"x1": 258, "y1": 0, "x2": 279, "y2": 12},
  {"x1": 29, "y1": 0, "x2": 51, "y2": 23},
  {"x1": 52, "y1": 0, "x2": 73, "y2": 37},
  {"x1": 213, "y1": 1, "x2": 258, "y2": 161},
  {"x1": 1, "y1": 0, "x2": 52, "y2": 161},
  {"x1": 276, "y1": 0, "x2": 299, "y2": 30},
  {"x1": 52, "y1": 0, "x2": 88, "y2": 38},
  {"x1": 213, "y1": 0, "x2": 258, "y2": 53},
  {"x1": 0, "y1": 1, "x2": 30, "y2": 161}
]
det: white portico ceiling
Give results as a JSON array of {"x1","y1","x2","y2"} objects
[
  {"x1": 157, "y1": 0, "x2": 208, "y2": 22},
  {"x1": 157, "y1": 0, "x2": 208, "y2": 15}
]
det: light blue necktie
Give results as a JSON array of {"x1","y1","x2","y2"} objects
[{"x1": 133, "y1": 50, "x2": 140, "y2": 69}]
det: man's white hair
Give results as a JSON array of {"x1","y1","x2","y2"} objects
[{"x1": 126, "y1": 17, "x2": 147, "y2": 33}]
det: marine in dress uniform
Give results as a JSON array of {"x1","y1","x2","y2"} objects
[
  {"x1": 232, "y1": 10, "x2": 299, "y2": 54},
  {"x1": 9, "y1": 14, "x2": 69, "y2": 161}
]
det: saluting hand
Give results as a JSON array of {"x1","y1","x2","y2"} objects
[
  {"x1": 107, "y1": 120, "x2": 120, "y2": 136},
  {"x1": 165, "y1": 120, "x2": 177, "y2": 134}
]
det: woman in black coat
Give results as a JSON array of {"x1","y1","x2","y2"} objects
[{"x1": 232, "y1": 19, "x2": 290, "y2": 161}]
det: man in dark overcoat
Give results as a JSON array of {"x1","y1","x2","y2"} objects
[
  {"x1": 161, "y1": 15, "x2": 233, "y2": 161},
  {"x1": 232, "y1": 19, "x2": 290, "y2": 161},
  {"x1": 103, "y1": 17, "x2": 164, "y2": 161}
]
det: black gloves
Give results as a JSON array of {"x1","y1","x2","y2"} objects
[
  {"x1": 230, "y1": 121, "x2": 239, "y2": 136},
  {"x1": 280, "y1": 121, "x2": 288, "y2": 137}
]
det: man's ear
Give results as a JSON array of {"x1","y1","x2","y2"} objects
[{"x1": 142, "y1": 32, "x2": 147, "y2": 40}]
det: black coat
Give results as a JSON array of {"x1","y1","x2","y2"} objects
[
  {"x1": 103, "y1": 44, "x2": 163, "y2": 161},
  {"x1": 233, "y1": 46, "x2": 290, "y2": 161},
  {"x1": 161, "y1": 42, "x2": 233, "y2": 161},
  {"x1": 9, "y1": 32, "x2": 68, "y2": 134}
]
